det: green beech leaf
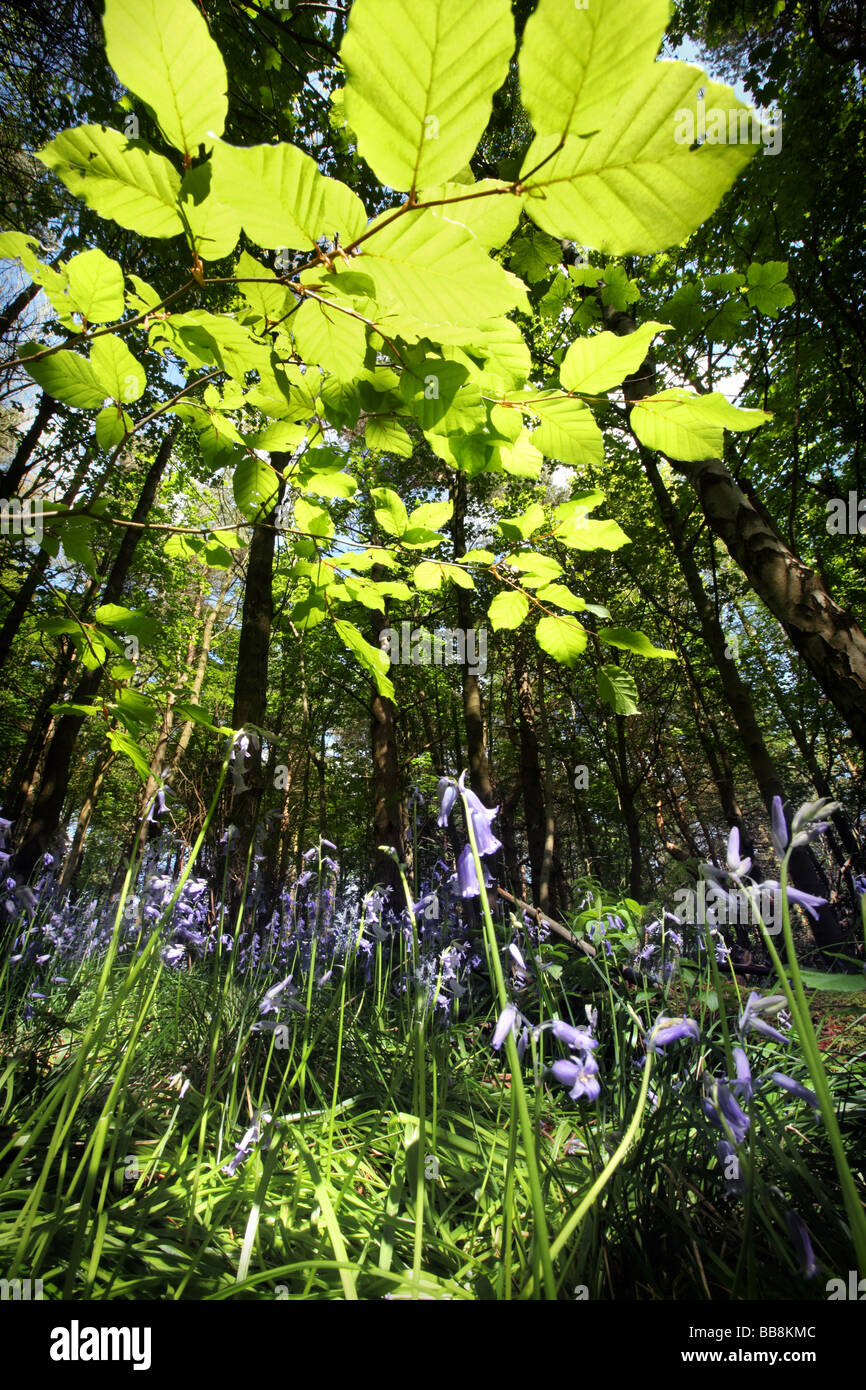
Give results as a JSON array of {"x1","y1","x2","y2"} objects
[
  {"x1": 441, "y1": 563, "x2": 475, "y2": 589},
  {"x1": 341, "y1": 0, "x2": 514, "y2": 192},
  {"x1": 528, "y1": 395, "x2": 604, "y2": 466},
  {"x1": 301, "y1": 471, "x2": 357, "y2": 500},
  {"x1": 534, "y1": 582, "x2": 585, "y2": 612},
  {"x1": 425, "y1": 180, "x2": 522, "y2": 249},
  {"x1": 94, "y1": 604, "x2": 158, "y2": 640},
  {"x1": 90, "y1": 334, "x2": 146, "y2": 402},
  {"x1": 334, "y1": 618, "x2": 395, "y2": 698},
  {"x1": 488, "y1": 590, "x2": 529, "y2": 630},
  {"x1": 233, "y1": 456, "x2": 280, "y2": 521},
  {"x1": 414, "y1": 561, "x2": 443, "y2": 591},
  {"x1": 597, "y1": 664, "x2": 640, "y2": 716},
  {"x1": 535, "y1": 613, "x2": 587, "y2": 664},
  {"x1": 37, "y1": 125, "x2": 184, "y2": 238},
  {"x1": 179, "y1": 164, "x2": 240, "y2": 261},
  {"x1": 630, "y1": 388, "x2": 770, "y2": 461},
  {"x1": 519, "y1": 0, "x2": 670, "y2": 141},
  {"x1": 521, "y1": 67, "x2": 756, "y2": 254},
  {"x1": 103, "y1": 0, "x2": 228, "y2": 155},
  {"x1": 410, "y1": 500, "x2": 453, "y2": 530},
  {"x1": 95, "y1": 405, "x2": 133, "y2": 449},
  {"x1": 209, "y1": 140, "x2": 367, "y2": 251},
  {"x1": 560, "y1": 321, "x2": 672, "y2": 394},
  {"x1": 371, "y1": 487, "x2": 409, "y2": 538},
  {"x1": 294, "y1": 496, "x2": 333, "y2": 540},
  {"x1": 360, "y1": 208, "x2": 526, "y2": 328},
  {"x1": 599, "y1": 626, "x2": 676, "y2": 659},
  {"x1": 65, "y1": 248, "x2": 126, "y2": 322},
  {"x1": 364, "y1": 417, "x2": 413, "y2": 457},
  {"x1": 115, "y1": 688, "x2": 157, "y2": 729},
  {"x1": 19, "y1": 345, "x2": 106, "y2": 408},
  {"x1": 235, "y1": 250, "x2": 295, "y2": 323},
  {"x1": 499, "y1": 504, "x2": 545, "y2": 542},
  {"x1": 106, "y1": 728, "x2": 153, "y2": 784},
  {"x1": 497, "y1": 432, "x2": 543, "y2": 478},
  {"x1": 293, "y1": 298, "x2": 366, "y2": 382}
]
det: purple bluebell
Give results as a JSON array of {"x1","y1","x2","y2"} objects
[
  {"x1": 726, "y1": 826, "x2": 753, "y2": 878},
  {"x1": 784, "y1": 1208, "x2": 819, "y2": 1278},
  {"x1": 456, "y1": 844, "x2": 481, "y2": 898},
  {"x1": 550, "y1": 1054, "x2": 601, "y2": 1101},
  {"x1": 646, "y1": 1015, "x2": 700, "y2": 1052},
  {"x1": 436, "y1": 778, "x2": 458, "y2": 828},
  {"x1": 551, "y1": 1019, "x2": 599, "y2": 1052},
  {"x1": 508, "y1": 942, "x2": 527, "y2": 971},
  {"x1": 702, "y1": 1077, "x2": 751, "y2": 1144},
  {"x1": 458, "y1": 772, "x2": 502, "y2": 856},
  {"x1": 738, "y1": 991, "x2": 790, "y2": 1045},
  {"x1": 716, "y1": 1138, "x2": 748, "y2": 1195},
  {"x1": 492, "y1": 1003, "x2": 518, "y2": 1050},
  {"x1": 770, "y1": 797, "x2": 788, "y2": 856},
  {"x1": 731, "y1": 1046, "x2": 754, "y2": 1101},
  {"x1": 768, "y1": 1073, "x2": 819, "y2": 1109}
]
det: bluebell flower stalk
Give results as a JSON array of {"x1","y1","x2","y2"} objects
[
  {"x1": 750, "y1": 802, "x2": 866, "y2": 1272},
  {"x1": 460, "y1": 776, "x2": 555, "y2": 1299}
]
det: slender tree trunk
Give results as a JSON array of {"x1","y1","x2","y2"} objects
[
  {"x1": 638, "y1": 445, "x2": 843, "y2": 947},
  {"x1": 611, "y1": 305, "x2": 866, "y2": 753},
  {"x1": 0, "y1": 393, "x2": 56, "y2": 501},
  {"x1": 0, "y1": 447, "x2": 93, "y2": 670},
  {"x1": 58, "y1": 749, "x2": 116, "y2": 890},
  {"x1": 0, "y1": 278, "x2": 40, "y2": 340},
  {"x1": 451, "y1": 471, "x2": 493, "y2": 801},
  {"x1": 368, "y1": 565, "x2": 407, "y2": 893},
  {"x1": 227, "y1": 478, "x2": 285, "y2": 896},
  {"x1": 515, "y1": 639, "x2": 546, "y2": 906},
  {"x1": 12, "y1": 426, "x2": 178, "y2": 878},
  {"x1": 732, "y1": 598, "x2": 862, "y2": 864}
]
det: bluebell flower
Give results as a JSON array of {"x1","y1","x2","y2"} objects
[
  {"x1": 508, "y1": 941, "x2": 527, "y2": 971},
  {"x1": 457, "y1": 772, "x2": 502, "y2": 856},
  {"x1": 550, "y1": 1054, "x2": 600, "y2": 1101},
  {"x1": 754, "y1": 879, "x2": 827, "y2": 922},
  {"x1": 768, "y1": 1072, "x2": 819, "y2": 1109},
  {"x1": 770, "y1": 796, "x2": 788, "y2": 856},
  {"x1": 783, "y1": 1207, "x2": 819, "y2": 1278},
  {"x1": 738, "y1": 991, "x2": 790, "y2": 1045},
  {"x1": 492, "y1": 1003, "x2": 518, "y2": 1050},
  {"x1": 646, "y1": 1015, "x2": 700, "y2": 1052},
  {"x1": 551, "y1": 1019, "x2": 599, "y2": 1052},
  {"x1": 726, "y1": 826, "x2": 752, "y2": 878},
  {"x1": 436, "y1": 778, "x2": 458, "y2": 828},
  {"x1": 702, "y1": 1077, "x2": 751, "y2": 1144},
  {"x1": 456, "y1": 844, "x2": 481, "y2": 898},
  {"x1": 731, "y1": 1046, "x2": 754, "y2": 1101},
  {"x1": 716, "y1": 1138, "x2": 748, "y2": 1195}
]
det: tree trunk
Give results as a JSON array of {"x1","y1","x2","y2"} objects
[
  {"x1": 368, "y1": 565, "x2": 407, "y2": 894},
  {"x1": 0, "y1": 446, "x2": 93, "y2": 670},
  {"x1": 638, "y1": 445, "x2": 843, "y2": 948},
  {"x1": 0, "y1": 392, "x2": 56, "y2": 501},
  {"x1": 450, "y1": 470, "x2": 493, "y2": 801},
  {"x1": 610, "y1": 304, "x2": 866, "y2": 753},
  {"x1": 58, "y1": 748, "x2": 116, "y2": 890},
  {"x1": 12, "y1": 426, "x2": 178, "y2": 878},
  {"x1": 226, "y1": 477, "x2": 285, "y2": 897},
  {"x1": 515, "y1": 638, "x2": 546, "y2": 906}
]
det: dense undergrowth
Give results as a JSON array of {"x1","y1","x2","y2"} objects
[{"x1": 0, "y1": 781, "x2": 864, "y2": 1301}]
